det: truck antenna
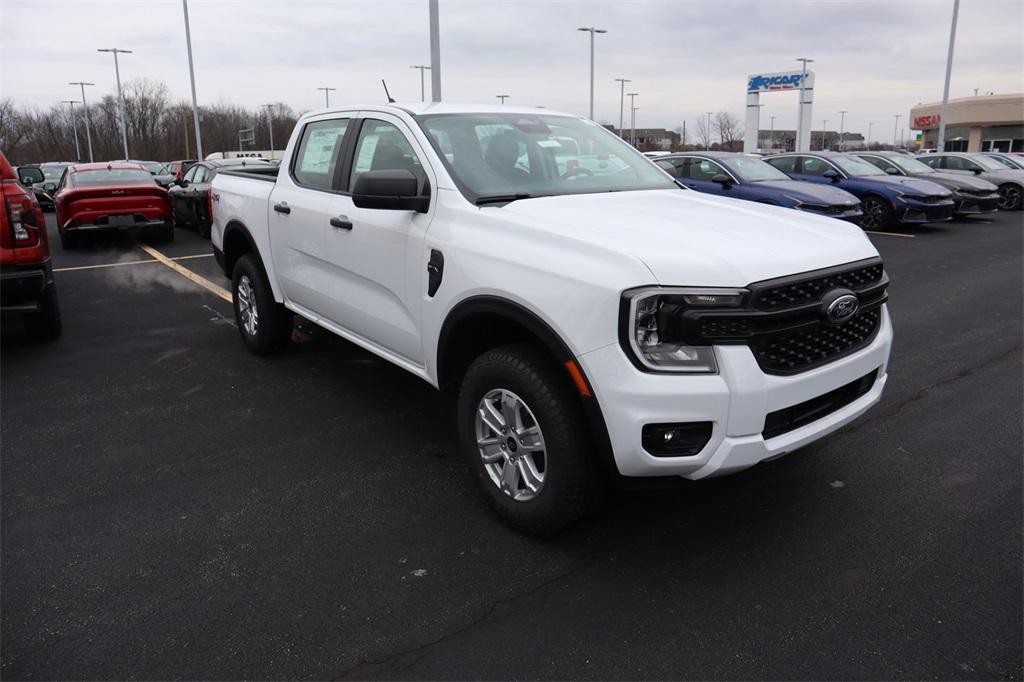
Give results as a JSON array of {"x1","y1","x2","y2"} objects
[{"x1": 382, "y1": 79, "x2": 395, "y2": 103}]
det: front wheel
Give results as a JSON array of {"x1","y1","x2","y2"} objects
[
  {"x1": 231, "y1": 254, "x2": 291, "y2": 355},
  {"x1": 997, "y1": 183, "x2": 1023, "y2": 211},
  {"x1": 457, "y1": 343, "x2": 602, "y2": 534},
  {"x1": 859, "y1": 196, "x2": 892, "y2": 230}
]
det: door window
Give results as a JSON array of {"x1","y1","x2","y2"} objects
[
  {"x1": 292, "y1": 118, "x2": 350, "y2": 190},
  {"x1": 943, "y1": 156, "x2": 979, "y2": 172},
  {"x1": 765, "y1": 156, "x2": 797, "y2": 174},
  {"x1": 919, "y1": 156, "x2": 941, "y2": 169},
  {"x1": 349, "y1": 119, "x2": 426, "y2": 192},
  {"x1": 191, "y1": 166, "x2": 208, "y2": 184},
  {"x1": 684, "y1": 158, "x2": 728, "y2": 181},
  {"x1": 799, "y1": 157, "x2": 835, "y2": 177},
  {"x1": 861, "y1": 156, "x2": 896, "y2": 173},
  {"x1": 183, "y1": 165, "x2": 199, "y2": 182}
]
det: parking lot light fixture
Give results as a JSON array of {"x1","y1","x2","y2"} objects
[
  {"x1": 706, "y1": 111, "x2": 713, "y2": 151},
  {"x1": 938, "y1": 0, "x2": 960, "y2": 152},
  {"x1": 317, "y1": 86, "x2": 337, "y2": 108},
  {"x1": 263, "y1": 104, "x2": 276, "y2": 158},
  {"x1": 496, "y1": 95, "x2": 510, "y2": 104},
  {"x1": 182, "y1": 0, "x2": 204, "y2": 160},
  {"x1": 822, "y1": 119, "x2": 829, "y2": 150},
  {"x1": 626, "y1": 93, "x2": 638, "y2": 145},
  {"x1": 97, "y1": 48, "x2": 133, "y2": 160},
  {"x1": 69, "y1": 82, "x2": 95, "y2": 162},
  {"x1": 614, "y1": 78, "x2": 631, "y2": 139},
  {"x1": 769, "y1": 115, "x2": 776, "y2": 152},
  {"x1": 61, "y1": 100, "x2": 82, "y2": 161},
  {"x1": 838, "y1": 110, "x2": 848, "y2": 151},
  {"x1": 795, "y1": 57, "x2": 814, "y2": 151},
  {"x1": 577, "y1": 27, "x2": 607, "y2": 120},
  {"x1": 867, "y1": 121, "x2": 874, "y2": 149},
  {"x1": 410, "y1": 65, "x2": 430, "y2": 102},
  {"x1": 893, "y1": 114, "x2": 900, "y2": 150}
]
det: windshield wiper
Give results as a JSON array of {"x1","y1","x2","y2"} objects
[{"x1": 475, "y1": 193, "x2": 536, "y2": 206}]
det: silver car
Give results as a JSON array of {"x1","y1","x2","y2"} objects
[
  {"x1": 918, "y1": 152, "x2": 1024, "y2": 210},
  {"x1": 979, "y1": 152, "x2": 1024, "y2": 171}
]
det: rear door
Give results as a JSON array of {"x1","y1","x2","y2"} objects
[
  {"x1": 321, "y1": 113, "x2": 436, "y2": 365},
  {"x1": 268, "y1": 114, "x2": 353, "y2": 315}
]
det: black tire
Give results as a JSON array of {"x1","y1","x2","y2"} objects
[
  {"x1": 457, "y1": 343, "x2": 603, "y2": 535},
  {"x1": 173, "y1": 210, "x2": 188, "y2": 228},
  {"x1": 26, "y1": 283, "x2": 62, "y2": 341},
  {"x1": 197, "y1": 211, "x2": 211, "y2": 239},
  {"x1": 997, "y1": 183, "x2": 1023, "y2": 211},
  {"x1": 859, "y1": 195, "x2": 892, "y2": 230},
  {"x1": 231, "y1": 254, "x2": 291, "y2": 355},
  {"x1": 59, "y1": 230, "x2": 76, "y2": 250},
  {"x1": 158, "y1": 222, "x2": 175, "y2": 243}
]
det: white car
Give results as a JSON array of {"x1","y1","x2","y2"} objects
[{"x1": 211, "y1": 104, "x2": 892, "y2": 533}]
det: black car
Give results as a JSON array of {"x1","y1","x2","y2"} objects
[
  {"x1": 168, "y1": 158, "x2": 271, "y2": 238},
  {"x1": 13, "y1": 165, "x2": 54, "y2": 211},
  {"x1": 854, "y1": 151, "x2": 1000, "y2": 216}
]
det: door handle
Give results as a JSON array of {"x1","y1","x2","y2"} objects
[
  {"x1": 273, "y1": 202, "x2": 291, "y2": 214},
  {"x1": 330, "y1": 216, "x2": 353, "y2": 230}
]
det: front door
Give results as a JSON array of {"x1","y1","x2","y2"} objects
[
  {"x1": 268, "y1": 115, "x2": 352, "y2": 315},
  {"x1": 323, "y1": 114, "x2": 435, "y2": 365}
]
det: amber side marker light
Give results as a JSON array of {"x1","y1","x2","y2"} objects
[{"x1": 564, "y1": 359, "x2": 592, "y2": 397}]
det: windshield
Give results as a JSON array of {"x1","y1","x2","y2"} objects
[
  {"x1": 833, "y1": 156, "x2": 886, "y2": 176},
  {"x1": 40, "y1": 164, "x2": 70, "y2": 180},
  {"x1": 416, "y1": 112, "x2": 675, "y2": 202},
  {"x1": 983, "y1": 154, "x2": 1023, "y2": 169},
  {"x1": 72, "y1": 169, "x2": 155, "y2": 185},
  {"x1": 719, "y1": 156, "x2": 790, "y2": 182},
  {"x1": 888, "y1": 155, "x2": 935, "y2": 173},
  {"x1": 969, "y1": 154, "x2": 1011, "y2": 171}
]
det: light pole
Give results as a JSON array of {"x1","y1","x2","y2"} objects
[
  {"x1": 411, "y1": 65, "x2": 430, "y2": 102},
  {"x1": 61, "y1": 100, "x2": 82, "y2": 160},
  {"x1": 263, "y1": 104, "x2": 276, "y2": 158},
  {"x1": 795, "y1": 57, "x2": 814, "y2": 151},
  {"x1": 69, "y1": 82, "x2": 95, "y2": 162},
  {"x1": 867, "y1": 121, "x2": 874, "y2": 149},
  {"x1": 429, "y1": 0, "x2": 441, "y2": 102},
  {"x1": 97, "y1": 48, "x2": 133, "y2": 159},
  {"x1": 838, "y1": 110, "x2": 848, "y2": 151},
  {"x1": 317, "y1": 87, "x2": 337, "y2": 108},
  {"x1": 614, "y1": 78, "x2": 630, "y2": 138},
  {"x1": 496, "y1": 95, "x2": 510, "y2": 104},
  {"x1": 631, "y1": 106, "x2": 639, "y2": 147},
  {"x1": 705, "y1": 111, "x2": 713, "y2": 150},
  {"x1": 938, "y1": 0, "x2": 960, "y2": 151},
  {"x1": 769, "y1": 115, "x2": 776, "y2": 152},
  {"x1": 577, "y1": 27, "x2": 607, "y2": 120},
  {"x1": 821, "y1": 119, "x2": 829, "y2": 150},
  {"x1": 892, "y1": 114, "x2": 900, "y2": 149},
  {"x1": 182, "y1": 0, "x2": 204, "y2": 160},
  {"x1": 626, "y1": 93, "x2": 638, "y2": 145}
]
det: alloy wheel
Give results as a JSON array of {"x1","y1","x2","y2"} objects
[
  {"x1": 998, "y1": 184, "x2": 1022, "y2": 210},
  {"x1": 861, "y1": 199, "x2": 886, "y2": 229},
  {"x1": 236, "y1": 275, "x2": 259, "y2": 337},
  {"x1": 474, "y1": 388, "x2": 547, "y2": 502}
]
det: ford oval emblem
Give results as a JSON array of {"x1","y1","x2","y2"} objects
[{"x1": 826, "y1": 294, "x2": 859, "y2": 324}]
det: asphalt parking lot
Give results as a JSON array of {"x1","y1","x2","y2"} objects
[{"x1": 2, "y1": 211, "x2": 1021, "y2": 680}]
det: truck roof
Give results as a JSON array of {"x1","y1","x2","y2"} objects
[{"x1": 300, "y1": 102, "x2": 578, "y2": 119}]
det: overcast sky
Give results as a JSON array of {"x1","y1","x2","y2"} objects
[{"x1": 2, "y1": 0, "x2": 1022, "y2": 142}]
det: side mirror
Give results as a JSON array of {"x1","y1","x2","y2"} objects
[
  {"x1": 43, "y1": 182, "x2": 56, "y2": 192},
  {"x1": 352, "y1": 169, "x2": 429, "y2": 212},
  {"x1": 823, "y1": 169, "x2": 840, "y2": 182},
  {"x1": 20, "y1": 176, "x2": 35, "y2": 186},
  {"x1": 885, "y1": 167, "x2": 900, "y2": 175},
  {"x1": 711, "y1": 173, "x2": 732, "y2": 186},
  {"x1": 971, "y1": 167, "x2": 982, "y2": 175},
  {"x1": 176, "y1": 179, "x2": 189, "y2": 188}
]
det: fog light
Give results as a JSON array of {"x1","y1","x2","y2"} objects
[{"x1": 641, "y1": 422, "x2": 712, "y2": 457}]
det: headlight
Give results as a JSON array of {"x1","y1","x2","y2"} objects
[{"x1": 622, "y1": 287, "x2": 746, "y2": 373}]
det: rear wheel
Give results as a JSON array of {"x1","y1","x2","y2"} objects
[
  {"x1": 457, "y1": 343, "x2": 602, "y2": 535},
  {"x1": 26, "y1": 283, "x2": 62, "y2": 341},
  {"x1": 231, "y1": 254, "x2": 291, "y2": 355},
  {"x1": 59, "y1": 230, "x2": 77, "y2": 250},
  {"x1": 997, "y1": 183, "x2": 1022, "y2": 211},
  {"x1": 158, "y1": 222, "x2": 175, "y2": 243},
  {"x1": 859, "y1": 196, "x2": 892, "y2": 230}
]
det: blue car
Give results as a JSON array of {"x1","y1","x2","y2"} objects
[
  {"x1": 764, "y1": 152, "x2": 955, "y2": 229},
  {"x1": 654, "y1": 152, "x2": 863, "y2": 222}
]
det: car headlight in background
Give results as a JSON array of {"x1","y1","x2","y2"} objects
[{"x1": 622, "y1": 287, "x2": 747, "y2": 373}]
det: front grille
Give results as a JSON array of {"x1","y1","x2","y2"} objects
[
  {"x1": 675, "y1": 257, "x2": 888, "y2": 375},
  {"x1": 762, "y1": 369, "x2": 878, "y2": 439},
  {"x1": 913, "y1": 195, "x2": 949, "y2": 204},
  {"x1": 754, "y1": 261, "x2": 884, "y2": 310}
]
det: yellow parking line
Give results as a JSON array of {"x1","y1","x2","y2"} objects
[
  {"x1": 54, "y1": 252, "x2": 215, "y2": 272},
  {"x1": 865, "y1": 230, "x2": 915, "y2": 238},
  {"x1": 137, "y1": 244, "x2": 232, "y2": 303}
]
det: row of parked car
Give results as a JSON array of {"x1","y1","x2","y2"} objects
[
  {"x1": 11, "y1": 157, "x2": 275, "y2": 247},
  {"x1": 650, "y1": 150, "x2": 1024, "y2": 229}
]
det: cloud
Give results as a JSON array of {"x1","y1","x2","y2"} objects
[{"x1": 2, "y1": 0, "x2": 1021, "y2": 141}]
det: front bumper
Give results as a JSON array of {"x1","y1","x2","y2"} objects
[
  {"x1": 897, "y1": 200, "x2": 955, "y2": 224},
  {"x1": 953, "y1": 194, "x2": 1000, "y2": 215},
  {"x1": 578, "y1": 305, "x2": 893, "y2": 478}
]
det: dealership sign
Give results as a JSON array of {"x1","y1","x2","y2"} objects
[
  {"x1": 747, "y1": 71, "x2": 814, "y2": 93},
  {"x1": 913, "y1": 114, "x2": 941, "y2": 128}
]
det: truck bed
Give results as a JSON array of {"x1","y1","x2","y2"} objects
[{"x1": 218, "y1": 166, "x2": 280, "y2": 182}]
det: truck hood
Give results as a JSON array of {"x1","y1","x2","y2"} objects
[
  {"x1": 495, "y1": 189, "x2": 878, "y2": 287},
  {"x1": 751, "y1": 180, "x2": 860, "y2": 205}
]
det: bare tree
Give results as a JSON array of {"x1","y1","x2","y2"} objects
[
  {"x1": 695, "y1": 116, "x2": 712, "y2": 150},
  {"x1": 714, "y1": 112, "x2": 744, "y2": 152}
]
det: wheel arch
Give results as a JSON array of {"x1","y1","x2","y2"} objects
[
  {"x1": 221, "y1": 220, "x2": 260, "y2": 278},
  {"x1": 437, "y1": 295, "x2": 617, "y2": 477}
]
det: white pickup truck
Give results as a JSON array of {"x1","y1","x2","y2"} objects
[{"x1": 211, "y1": 104, "x2": 892, "y2": 533}]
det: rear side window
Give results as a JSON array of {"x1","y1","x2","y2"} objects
[
  {"x1": 293, "y1": 118, "x2": 350, "y2": 190},
  {"x1": 766, "y1": 156, "x2": 797, "y2": 174}
]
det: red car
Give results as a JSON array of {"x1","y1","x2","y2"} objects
[
  {"x1": 166, "y1": 159, "x2": 197, "y2": 182},
  {"x1": 1, "y1": 151, "x2": 61, "y2": 339},
  {"x1": 54, "y1": 162, "x2": 174, "y2": 249}
]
